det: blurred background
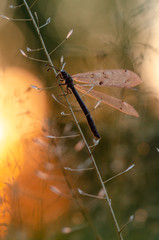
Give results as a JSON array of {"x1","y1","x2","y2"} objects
[{"x1": 0, "y1": 0, "x2": 159, "y2": 239}]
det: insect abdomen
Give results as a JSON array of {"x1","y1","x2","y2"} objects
[{"x1": 70, "y1": 86, "x2": 100, "y2": 139}]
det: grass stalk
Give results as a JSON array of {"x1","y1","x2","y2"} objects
[{"x1": 22, "y1": 1, "x2": 124, "y2": 239}]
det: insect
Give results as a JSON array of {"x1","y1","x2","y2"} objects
[
  {"x1": 58, "y1": 69, "x2": 142, "y2": 139},
  {"x1": 59, "y1": 70, "x2": 101, "y2": 138}
]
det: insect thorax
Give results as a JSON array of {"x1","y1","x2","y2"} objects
[{"x1": 60, "y1": 70, "x2": 73, "y2": 87}]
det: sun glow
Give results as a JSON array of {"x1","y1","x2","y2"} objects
[
  {"x1": 0, "y1": 117, "x2": 9, "y2": 141},
  {"x1": 0, "y1": 121, "x2": 3, "y2": 140},
  {"x1": 0, "y1": 67, "x2": 70, "y2": 237}
]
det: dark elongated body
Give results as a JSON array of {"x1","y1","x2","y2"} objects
[{"x1": 60, "y1": 70, "x2": 100, "y2": 139}]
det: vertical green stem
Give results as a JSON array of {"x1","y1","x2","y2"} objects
[{"x1": 22, "y1": 1, "x2": 123, "y2": 239}]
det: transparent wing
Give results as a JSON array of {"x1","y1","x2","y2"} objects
[
  {"x1": 73, "y1": 69, "x2": 142, "y2": 88},
  {"x1": 75, "y1": 84, "x2": 139, "y2": 117}
]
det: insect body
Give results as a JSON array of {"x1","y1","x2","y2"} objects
[
  {"x1": 59, "y1": 69, "x2": 142, "y2": 139},
  {"x1": 60, "y1": 70, "x2": 101, "y2": 139}
]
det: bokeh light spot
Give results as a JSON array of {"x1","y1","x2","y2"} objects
[{"x1": 135, "y1": 209, "x2": 148, "y2": 223}]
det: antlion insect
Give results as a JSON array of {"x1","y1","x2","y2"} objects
[
  {"x1": 58, "y1": 69, "x2": 142, "y2": 139},
  {"x1": 19, "y1": 28, "x2": 142, "y2": 138}
]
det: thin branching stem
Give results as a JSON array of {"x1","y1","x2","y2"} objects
[
  {"x1": 23, "y1": 0, "x2": 57, "y2": 76},
  {"x1": 22, "y1": 1, "x2": 123, "y2": 239},
  {"x1": 55, "y1": 148, "x2": 103, "y2": 240}
]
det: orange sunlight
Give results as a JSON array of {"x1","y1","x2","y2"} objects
[
  {"x1": 0, "y1": 67, "x2": 70, "y2": 237},
  {"x1": 0, "y1": 119, "x2": 4, "y2": 140}
]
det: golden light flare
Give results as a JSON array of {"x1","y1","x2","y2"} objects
[
  {"x1": 0, "y1": 67, "x2": 48, "y2": 166},
  {"x1": 0, "y1": 68, "x2": 48, "y2": 137},
  {"x1": 0, "y1": 119, "x2": 4, "y2": 140},
  {"x1": 0, "y1": 115, "x2": 19, "y2": 143},
  {"x1": 0, "y1": 67, "x2": 48, "y2": 235},
  {"x1": 0, "y1": 67, "x2": 70, "y2": 237}
]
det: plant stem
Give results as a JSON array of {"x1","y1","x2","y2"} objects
[{"x1": 22, "y1": 1, "x2": 123, "y2": 239}]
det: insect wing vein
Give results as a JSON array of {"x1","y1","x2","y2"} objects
[
  {"x1": 75, "y1": 84, "x2": 139, "y2": 117},
  {"x1": 73, "y1": 69, "x2": 142, "y2": 88}
]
